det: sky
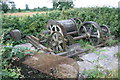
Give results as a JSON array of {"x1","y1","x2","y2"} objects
[{"x1": 11, "y1": 0, "x2": 119, "y2": 9}]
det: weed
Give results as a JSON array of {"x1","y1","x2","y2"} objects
[
  {"x1": 93, "y1": 49, "x2": 106, "y2": 55},
  {"x1": 76, "y1": 40, "x2": 90, "y2": 48},
  {"x1": 114, "y1": 53, "x2": 120, "y2": 58},
  {"x1": 105, "y1": 38, "x2": 119, "y2": 46},
  {"x1": 80, "y1": 67, "x2": 118, "y2": 78}
]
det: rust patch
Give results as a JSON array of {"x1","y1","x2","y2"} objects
[{"x1": 22, "y1": 52, "x2": 79, "y2": 78}]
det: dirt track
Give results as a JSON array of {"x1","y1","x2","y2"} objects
[{"x1": 4, "y1": 12, "x2": 46, "y2": 16}]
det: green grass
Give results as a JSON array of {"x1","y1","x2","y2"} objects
[
  {"x1": 80, "y1": 67, "x2": 118, "y2": 78},
  {"x1": 105, "y1": 38, "x2": 119, "y2": 46},
  {"x1": 114, "y1": 53, "x2": 120, "y2": 58}
]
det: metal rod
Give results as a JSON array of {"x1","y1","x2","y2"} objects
[
  {"x1": 73, "y1": 34, "x2": 88, "y2": 40},
  {"x1": 95, "y1": 43, "x2": 104, "y2": 48},
  {"x1": 30, "y1": 35, "x2": 39, "y2": 43},
  {"x1": 26, "y1": 36, "x2": 52, "y2": 52},
  {"x1": 67, "y1": 31, "x2": 78, "y2": 35},
  {"x1": 56, "y1": 50, "x2": 75, "y2": 56},
  {"x1": 26, "y1": 36, "x2": 45, "y2": 49},
  {"x1": 66, "y1": 49, "x2": 90, "y2": 58},
  {"x1": 26, "y1": 36, "x2": 40, "y2": 48}
]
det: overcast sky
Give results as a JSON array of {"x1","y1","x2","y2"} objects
[{"x1": 11, "y1": 0, "x2": 119, "y2": 9}]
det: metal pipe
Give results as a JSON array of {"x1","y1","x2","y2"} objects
[
  {"x1": 66, "y1": 49, "x2": 90, "y2": 58},
  {"x1": 26, "y1": 36, "x2": 53, "y2": 52},
  {"x1": 30, "y1": 35, "x2": 39, "y2": 43},
  {"x1": 73, "y1": 34, "x2": 88, "y2": 40},
  {"x1": 26, "y1": 36, "x2": 40, "y2": 48},
  {"x1": 67, "y1": 31, "x2": 78, "y2": 35},
  {"x1": 56, "y1": 50, "x2": 75, "y2": 56}
]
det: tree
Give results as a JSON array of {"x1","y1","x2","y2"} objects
[
  {"x1": 1, "y1": 2, "x2": 10, "y2": 13},
  {"x1": 25, "y1": 4, "x2": 29, "y2": 10},
  {"x1": 53, "y1": 1, "x2": 59, "y2": 9},
  {"x1": 18, "y1": 8, "x2": 21, "y2": 12},
  {"x1": 53, "y1": 0, "x2": 74, "y2": 10},
  {"x1": 41, "y1": 6, "x2": 48, "y2": 11},
  {"x1": 9, "y1": 1, "x2": 16, "y2": 12}
]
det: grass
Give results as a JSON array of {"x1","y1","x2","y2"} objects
[
  {"x1": 80, "y1": 67, "x2": 119, "y2": 78},
  {"x1": 76, "y1": 40, "x2": 97, "y2": 53},
  {"x1": 93, "y1": 49, "x2": 106, "y2": 55},
  {"x1": 114, "y1": 53, "x2": 120, "y2": 58},
  {"x1": 105, "y1": 38, "x2": 119, "y2": 46}
]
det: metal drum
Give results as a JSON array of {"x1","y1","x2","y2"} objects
[
  {"x1": 9, "y1": 29, "x2": 21, "y2": 41},
  {"x1": 46, "y1": 18, "x2": 83, "y2": 36}
]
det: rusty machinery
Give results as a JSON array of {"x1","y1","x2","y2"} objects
[
  {"x1": 8, "y1": 18, "x2": 110, "y2": 53},
  {"x1": 7, "y1": 18, "x2": 110, "y2": 78},
  {"x1": 45, "y1": 18, "x2": 110, "y2": 52}
]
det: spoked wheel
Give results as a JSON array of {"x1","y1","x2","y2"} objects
[
  {"x1": 47, "y1": 25, "x2": 64, "y2": 36},
  {"x1": 79, "y1": 21, "x2": 102, "y2": 46},
  {"x1": 49, "y1": 31, "x2": 66, "y2": 53},
  {"x1": 70, "y1": 18, "x2": 83, "y2": 31},
  {"x1": 100, "y1": 25, "x2": 110, "y2": 39},
  {"x1": 74, "y1": 18, "x2": 83, "y2": 24}
]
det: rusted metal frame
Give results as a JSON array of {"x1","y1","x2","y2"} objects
[
  {"x1": 56, "y1": 48, "x2": 90, "y2": 57},
  {"x1": 56, "y1": 50, "x2": 75, "y2": 56},
  {"x1": 26, "y1": 36, "x2": 40, "y2": 48},
  {"x1": 66, "y1": 49, "x2": 90, "y2": 58},
  {"x1": 26, "y1": 36, "x2": 53, "y2": 52},
  {"x1": 26, "y1": 36, "x2": 46, "y2": 49},
  {"x1": 30, "y1": 35, "x2": 39, "y2": 43}
]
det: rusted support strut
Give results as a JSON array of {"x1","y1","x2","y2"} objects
[
  {"x1": 67, "y1": 31, "x2": 78, "y2": 35},
  {"x1": 73, "y1": 34, "x2": 88, "y2": 40},
  {"x1": 26, "y1": 35, "x2": 91, "y2": 58},
  {"x1": 26, "y1": 35, "x2": 52, "y2": 52},
  {"x1": 57, "y1": 49, "x2": 90, "y2": 57},
  {"x1": 66, "y1": 49, "x2": 90, "y2": 58}
]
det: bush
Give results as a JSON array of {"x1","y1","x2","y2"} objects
[{"x1": 2, "y1": 7, "x2": 119, "y2": 37}]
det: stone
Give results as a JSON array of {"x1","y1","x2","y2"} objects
[
  {"x1": 98, "y1": 56, "x2": 118, "y2": 70},
  {"x1": 80, "y1": 53, "x2": 99, "y2": 62},
  {"x1": 14, "y1": 43, "x2": 35, "y2": 50},
  {"x1": 96, "y1": 45, "x2": 119, "y2": 70},
  {"x1": 98, "y1": 45, "x2": 118, "y2": 57},
  {"x1": 77, "y1": 61, "x2": 96, "y2": 71},
  {"x1": 77, "y1": 44, "x2": 119, "y2": 78}
]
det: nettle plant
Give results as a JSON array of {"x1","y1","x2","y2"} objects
[{"x1": 2, "y1": 41, "x2": 34, "y2": 78}]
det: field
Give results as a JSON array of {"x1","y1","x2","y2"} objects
[{"x1": 4, "y1": 11, "x2": 46, "y2": 16}]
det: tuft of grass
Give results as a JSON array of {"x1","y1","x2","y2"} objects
[
  {"x1": 105, "y1": 39, "x2": 118, "y2": 46},
  {"x1": 80, "y1": 68, "x2": 118, "y2": 78},
  {"x1": 114, "y1": 53, "x2": 120, "y2": 58},
  {"x1": 93, "y1": 49, "x2": 106, "y2": 55},
  {"x1": 81, "y1": 67, "x2": 106, "y2": 78},
  {"x1": 76, "y1": 40, "x2": 90, "y2": 48}
]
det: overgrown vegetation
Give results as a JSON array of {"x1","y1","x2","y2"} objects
[
  {"x1": 80, "y1": 67, "x2": 118, "y2": 78},
  {"x1": 1, "y1": 7, "x2": 119, "y2": 79},
  {"x1": 105, "y1": 38, "x2": 119, "y2": 46},
  {"x1": 2, "y1": 7, "x2": 119, "y2": 37},
  {"x1": 114, "y1": 53, "x2": 120, "y2": 58}
]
